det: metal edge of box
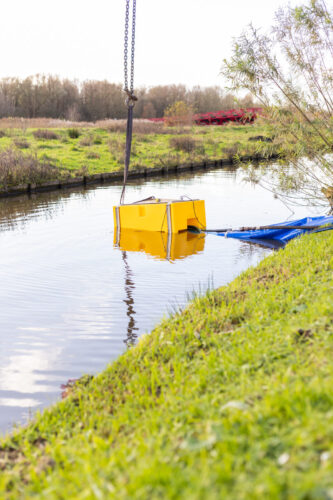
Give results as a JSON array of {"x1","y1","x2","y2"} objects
[
  {"x1": 115, "y1": 206, "x2": 120, "y2": 245},
  {"x1": 166, "y1": 203, "x2": 172, "y2": 234}
]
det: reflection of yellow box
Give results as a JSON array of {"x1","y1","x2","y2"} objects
[
  {"x1": 114, "y1": 229, "x2": 205, "y2": 261},
  {"x1": 113, "y1": 199, "x2": 206, "y2": 234}
]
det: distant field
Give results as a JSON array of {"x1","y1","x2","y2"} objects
[{"x1": 0, "y1": 119, "x2": 278, "y2": 189}]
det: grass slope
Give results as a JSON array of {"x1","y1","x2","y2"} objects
[{"x1": 1, "y1": 230, "x2": 332, "y2": 499}]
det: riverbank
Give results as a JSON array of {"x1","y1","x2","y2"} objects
[
  {"x1": 0, "y1": 154, "x2": 280, "y2": 198},
  {"x1": 0, "y1": 120, "x2": 280, "y2": 196},
  {"x1": 1, "y1": 229, "x2": 332, "y2": 498}
]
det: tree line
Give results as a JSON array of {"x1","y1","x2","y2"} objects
[{"x1": 0, "y1": 75, "x2": 256, "y2": 121}]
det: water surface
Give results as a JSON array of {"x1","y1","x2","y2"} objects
[{"x1": 0, "y1": 166, "x2": 320, "y2": 434}]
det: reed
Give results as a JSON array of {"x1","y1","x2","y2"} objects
[{"x1": 0, "y1": 148, "x2": 60, "y2": 189}]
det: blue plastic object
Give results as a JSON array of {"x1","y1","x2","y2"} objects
[{"x1": 213, "y1": 216, "x2": 333, "y2": 248}]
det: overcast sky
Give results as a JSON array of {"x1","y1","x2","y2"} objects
[{"x1": 0, "y1": 0, "x2": 302, "y2": 88}]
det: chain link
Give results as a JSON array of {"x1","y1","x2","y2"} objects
[
  {"x1": 130, "y1": 0, "x2": 136, "y2": 94},
  {"x1": 124, "y1": 0, "x2": 136, "y2": 99},
  {"x1": 124, "y1": 0, "x2": 129, "y2": 92}
]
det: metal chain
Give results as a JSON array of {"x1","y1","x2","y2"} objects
[
  {"x1": 120, "y1": 0, "x2": 137, "y2": 205},
  {"x1": 130, "y1": 0, "x2": 136, "y2": 94},
  {"x1": 124, "y1": 0, "x2": 136, "y2": 98},
  {"x1": 124, "y1": 0, "x2": 129, "y2": 92}
]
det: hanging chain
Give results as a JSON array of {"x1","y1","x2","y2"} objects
[
  {"x1": 124, "y1": 0, "x2": 129, "y2": 92},
  {"x1": 130, "y1": 0, "x2": 136, "y2": 95},
  {"x1": 124, "y1": 0, "x2": 137, "y2": 102},
  {"x1": 120, "y1": 0, "x2": 137, "y2": 205}
]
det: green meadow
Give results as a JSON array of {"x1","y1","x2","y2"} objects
[{"x1": 0, "y1": 121, "x2": 276, "y2": 188}]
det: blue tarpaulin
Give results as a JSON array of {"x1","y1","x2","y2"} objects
[{"x1": 212, "y1": 216, "x2": 333, "y2": 249}]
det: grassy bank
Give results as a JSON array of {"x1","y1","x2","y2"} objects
[
  {"x1": 0, "y1": 120, "x2": 277, "y2": 189},
  {"x1": 1, "y1": 230, "x2": 332, "y2": 498}
]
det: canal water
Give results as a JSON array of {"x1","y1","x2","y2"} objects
[{"x1": 0, "y1": 166, "x2": 320, "y2": 434}]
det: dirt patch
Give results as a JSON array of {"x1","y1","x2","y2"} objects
[
  {"x1": 0, "y1": 447, "x2": 25, "y2": 470},
  {"x1": 295, "y1": 328, "x2": 313, "y2": 343}
]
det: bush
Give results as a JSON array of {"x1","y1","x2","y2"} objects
[
  {"x1": 164, "y1": 101, "x2": 194, "y2": 127},
  {"x1": 79, "y1": 135, "x2": 93, "y2": 146},
  {"x1": 68, "y1": 128, "x2": 81, "y2": 139},
  {"x1": 108, "y1": 135, "x2": 125, "y2": 153},
  {"x1": 32, "y1": 129, "x2": 59, "y2": 140},
  {"x1": 223, "y1": 144, "x2": 239, "y2": 159},
  {"x1": 13, "y1": 138, "x2": 30, "y2": 149},
  {"x1": 0, "y1": 148, "x2": 59, "y2": 188},
  {"x1": 169, "y1": 136, "x2": 196, "y2": 153},
  {"x1": 76, "y1": 165, "x2": 89, "y2": 176},
  {"x1": 0, "y1": 130, "x2": 6, "y2": 138}
]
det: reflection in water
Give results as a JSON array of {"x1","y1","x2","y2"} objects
[
  {"x1": 115, "y1": 229, "x2": 205, "y2": 261},
  {"x1": 0, "y1": 163, "x2": 321, "y2": 435},
  {"x1": 0, "y1": 189, "x2": 87, "y2": 233},
  {"x1": 122, "y1": 251, "x2": 138, "y2": 346},
  {"x1": 118, "y1": 231, "x2": 206, "y2": 344},
  {"x1": 241, "y1": 238, "x2": 285, "y2": 250}
]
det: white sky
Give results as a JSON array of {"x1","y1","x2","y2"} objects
[{"x1": 0, "y1": 0, "x2": 301, "y2": 88}]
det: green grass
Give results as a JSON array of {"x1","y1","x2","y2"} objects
[
  {"x1": 0, "y1": 123, "x2": 274, "y2": 184},
  {"x1": 0, "y1": 230, "x2": 332, "y2": 499}
]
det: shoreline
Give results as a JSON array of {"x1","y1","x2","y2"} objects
[{"x1": 0, "y1": 153, "x2": 279, "y2": 199}]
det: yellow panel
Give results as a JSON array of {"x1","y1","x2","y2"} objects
[
  {"x1": 170, "y1": 200, "x2": 206, "y2": 233},
  {"x1": 114, "y1": 229, "x2": 205, "y2": 261},
  {"x1": 114, "y1": 202, "x2": 168, "y2": 232},
  {"x1": 114, "y1": 199, "x2": 206, "y2": 233}
]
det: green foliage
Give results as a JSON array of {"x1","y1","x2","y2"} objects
[
  {"x1": 0, "y1": 123, "x2": 273, "y2": 187},
  {"x1": 164, "y1": 101, "x2": 194, "y2": 126},
  {"x1": 79, "y1": 135, "x2": 93, "y2": 147},
  {"x1": 0, "y1": 231, "x2": 332, "y2": 498},
  {"x1": 67, "y1": 128, "x2": 81, "y2": 139},
  {"x1": 169, "y1": 135, "x2": 197, "y2": 153},
  {"x1": 222, "y1": 0, "x2": 333, "y2": 207}
]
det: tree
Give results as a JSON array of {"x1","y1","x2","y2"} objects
[
  {"x1": 141, "y1": 102, "x2": 156, "y2": 118},
  {"x1": 143, "y1": 85, "x2": 187, "y2": 118},
  {"x1": 164, "y1": 101, "x2": 194, "y2": 126},
  {"x1": 222, "y1": 0, "x2": 333, "y2": 208},
  {"x1": 80, "y1": 81, "x2": 125, "y2": 121}
]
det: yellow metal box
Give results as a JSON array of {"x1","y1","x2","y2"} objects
[{"x1": 113, "y1": 199, "x2": 206, "y2": 234}]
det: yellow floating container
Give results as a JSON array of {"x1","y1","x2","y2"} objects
[
  {"x1": 113, "y1": 198, "x2": 206, "y2": 234},
  {"x1": 114, "y1": 229, "x2": 205, "y2": 261}
]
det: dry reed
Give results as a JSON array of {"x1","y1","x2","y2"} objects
[
  {"x1": 0, "y1": 148, "x2": 60, "y2": 188},
  {"x1": 169, "y1": 136, "x2": 197, "y2": 153},
  {"x1": 33, "y1": 129, "x2": 59, "y2": 140}
]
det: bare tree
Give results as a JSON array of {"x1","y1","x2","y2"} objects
[{"x1": 222, "y1": 0, "x2": 333, "y2": 208}]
